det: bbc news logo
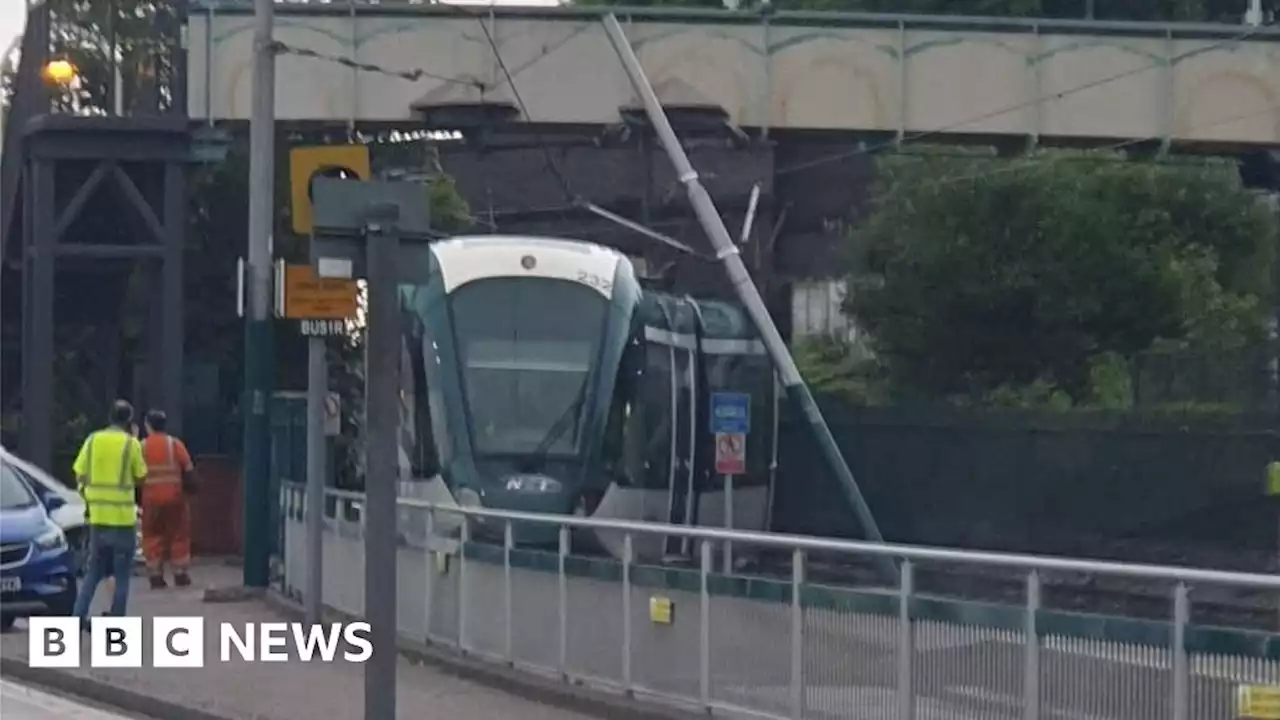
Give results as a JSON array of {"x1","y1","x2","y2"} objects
[{"x1": 28, "y1": 617, "x2": 372, "y2": 668}]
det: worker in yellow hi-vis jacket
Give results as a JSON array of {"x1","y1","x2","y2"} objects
[{"x1": 70, "y1": 400, "x2": 147, "y2": 631}]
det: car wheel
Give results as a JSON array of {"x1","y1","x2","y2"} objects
[{"x1": 0, "y1": 614, "x2": 14, "y2": 632}]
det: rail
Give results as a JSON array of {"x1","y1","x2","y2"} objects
[{"x1": 284, "y1": 485, "x2": 1280, "y2": 720}]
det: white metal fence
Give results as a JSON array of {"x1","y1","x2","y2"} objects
[{"x1": 278, "y1": 484, "x2": 1280, "y2": 720}]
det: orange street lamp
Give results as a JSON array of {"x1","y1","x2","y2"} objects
[{"x1": 40, "y1": 59, "x2": 77, "y2": 86}]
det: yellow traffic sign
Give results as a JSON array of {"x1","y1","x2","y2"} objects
[
  {"x1": 1266, "y1": 461, "x2": 1280, "y2": 497},
  {"x1": 1239, "y1": 684, "x2": 1280, "y2": 719},
  {"x1": 288, "y1": 144, "x2": 370, "y2": 235},
  {"x1": 280, "y1": 264, "x2": 358, "y2": 320}
]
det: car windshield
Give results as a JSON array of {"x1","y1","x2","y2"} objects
[
  {"x1": 449, "y1": 277, "x2": 609, "y2": 456},
  {"x1": 0, "y1": 461, "x2": 37, "y2": 510}
]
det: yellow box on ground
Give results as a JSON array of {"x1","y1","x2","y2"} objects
[
  {"x1": 1238, "y1": 684, "x2": 1280, "y2": 719},
  {"x1": 649, "y1": 596, "x2": 673, "y2": 625}
]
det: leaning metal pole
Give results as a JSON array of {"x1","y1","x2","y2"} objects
[
  {"x1": 242, "y1": 0, "x2": 276, "y2": 588},
  {"x1": 601, "y1": 14, "x2": 892, "y2": 576}
]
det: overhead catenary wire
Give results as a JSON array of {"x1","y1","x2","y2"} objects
[{"x1": 465, "y1": 8, "x2": 719, "y2": 258}]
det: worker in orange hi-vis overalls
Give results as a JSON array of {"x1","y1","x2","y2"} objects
[{"x1": 139, "y1": 409, "x2": 197, "y2": 589}]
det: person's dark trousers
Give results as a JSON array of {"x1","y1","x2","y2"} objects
[{"x1": 72, "y1": 526, "x2": 137, "y2": 624}]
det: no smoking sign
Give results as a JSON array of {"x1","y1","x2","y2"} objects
[{"x1": 715, "y1": 432, "x2": 746, "y2": 475}]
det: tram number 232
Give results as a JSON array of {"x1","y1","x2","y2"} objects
[{"x1": 576, "y1": 271, "x2": 613, "y2": 293}]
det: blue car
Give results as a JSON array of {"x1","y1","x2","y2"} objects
[{"x1": 0, "y1": 457, "x2": 77, "y2": 631}]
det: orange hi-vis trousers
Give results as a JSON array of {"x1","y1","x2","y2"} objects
[
  {"x1": 141, "y1": 489, "x2": 190, "y2": 574},
  {"x1": 141, "y1": 434, "x2": 193, "y2": 575}
]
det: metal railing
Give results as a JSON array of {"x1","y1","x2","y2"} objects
[{"x1": 279, "y1": 484, "x2": 1280, "y2": 720}]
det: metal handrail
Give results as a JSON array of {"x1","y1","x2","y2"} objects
[{"x1": 302, "y1": 485, "x2": 1280, "y2": 590}]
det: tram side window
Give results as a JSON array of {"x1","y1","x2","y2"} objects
[
  {"x1": 627, "y1": 343, "x2": 675, "y2": 491},
  {"x1": 400, "y1": 307, "x2": 441, "y2": 479},
  {"x1": 602, "y1": 339, "x2": 642, "y2": 486}
]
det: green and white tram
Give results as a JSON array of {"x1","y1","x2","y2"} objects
[{"x1": 395, "y1": 235, "x2": 778, "y2": 560}]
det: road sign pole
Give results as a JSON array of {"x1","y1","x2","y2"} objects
[
  {"x1": 242, "y1": 0, "x2": 276, "y2": 590},
  {"x1": 307, "y1": 178, "x2": 432, "y2": 720},
  {"x1": 363, "y1": 209, "x2": 401, "y2": 720},
  {"x1": 604, "y1": 14, "x2": 893, "y2": 581},
  {"x1": 723, "y1": 474, "x2": 734, "y2": 574},
  {"x1": 305, "y1": 334, "x2": 327, "y2": 627}
]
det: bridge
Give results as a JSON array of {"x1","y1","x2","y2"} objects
[{"x1": 189, "y1": 2, "x2": 1280, "y2": 148}]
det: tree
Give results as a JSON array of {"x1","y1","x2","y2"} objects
[{"x1": 844, "y1": 149, "x2": 1277, "y2": 407}]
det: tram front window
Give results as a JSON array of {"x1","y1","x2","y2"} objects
[{"x1": 450, "y1": 277, "x2": 608, "y2": 457}]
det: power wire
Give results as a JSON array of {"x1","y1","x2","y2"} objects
[
  {"x1": 268, "y1": 40, "x2": 484, "y2": 89},
  {"x1": 455, "y1": 4, "x2": 714, "y2": 258}
]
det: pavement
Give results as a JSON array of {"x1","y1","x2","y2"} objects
[
  {"x1": 0, "y1": 562, "x2": 619, "y2": 720},
  {"x1": 1, "y1": 678, "x2": 145, "y2": 720}
]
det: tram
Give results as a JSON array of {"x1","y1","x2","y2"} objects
[{"x1": 393, "y1": 235, "x2": 779, "y2": 561}]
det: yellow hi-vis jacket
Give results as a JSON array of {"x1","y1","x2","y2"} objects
[{"x1": 72, "y1": 427, "x2": 148, "y2": 527}]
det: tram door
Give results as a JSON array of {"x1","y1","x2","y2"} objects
[
  {"x1": 664, "y1": 335, "x2": 698, "y2": 558},
  {"x1": 639, "y1": 324, "x2": 699, "y2": 559}
]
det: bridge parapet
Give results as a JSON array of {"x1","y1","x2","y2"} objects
[{"x1": 188, "y1": 2, "x2": 1279, "y2": 150}]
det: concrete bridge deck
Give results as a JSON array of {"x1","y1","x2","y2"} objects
[{"x1": 188, "y1": 3, "x2": 1280, "y2": 149}]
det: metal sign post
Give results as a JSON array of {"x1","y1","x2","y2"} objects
[
  {"x1": 275, "y1": 261, "x2": 359, "y2": 628},
  {"x1": 711, "y1": 392, "x2": 750, "y2": 574},
  {"x1": 309, "y1": 177, "x2": 433, "y2": 720}
]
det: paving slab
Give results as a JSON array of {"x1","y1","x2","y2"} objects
[{"x1": 0, "y1": 562, "x2": 601, "y2": 720}]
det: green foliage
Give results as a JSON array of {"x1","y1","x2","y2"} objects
[
  {"x1": 844, "y1": 148, "x2": 1277, "y2": 410},
  {"x1": 426, "y1": 173, "x2": 473, "y2": 234},
  {"x1": 792, "y1": 334, "x2": 890, "y2": 405}
]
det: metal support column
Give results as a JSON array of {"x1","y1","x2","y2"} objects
[
  {"x1": 21, "y1": 158, "x2": 55, "y2": 471},
  {"x1": 310, "y1": 177, "x2": 434, "y2": 720},
  {"x1": 601, "y1": 14, "x2": 892, "y2": 578},
  {"x1": 363, "y1": 207, "x2": 401, "y2": 720},
  {"x1": 304, "y1": 336, "x2": 326, "y2": 626},
  {"x1": 242, "y1": 0, "x2": 277, "y2": 588},
  {"x1": 161, "y1": 161, "x2": 186, "y2": 434}
]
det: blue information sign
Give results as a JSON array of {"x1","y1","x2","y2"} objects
[{"x1": 710, "y1": 392, "x2": 751, "y2": 435}]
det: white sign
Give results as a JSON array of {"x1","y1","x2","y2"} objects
[
  {"x1": 299, "y1": 319, "x2": 346, "y2": 337},
  {"x1": 317, "y1": 257, "x2": 354, "y2": 279},
  {"x1": 28, "y1": 617, "x2": 372, "y2": 667},
  {"x1": 714, "y1": 432, "x2": 746, "y2": 475}
]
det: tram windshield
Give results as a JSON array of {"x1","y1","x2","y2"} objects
[{"x1": 449, "y1": 277, "x2": 609, "y2": 457}]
